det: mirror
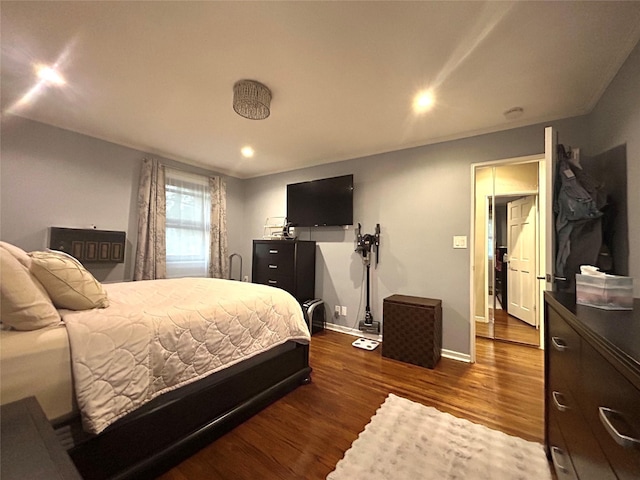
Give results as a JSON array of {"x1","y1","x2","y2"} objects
[{"x1": 474, "y1": 163, "x2": 541, "y2": 347}]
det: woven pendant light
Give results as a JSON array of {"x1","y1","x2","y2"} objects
[{"x1": 233, "y1": 80, "x2": 271, "y2": 120}]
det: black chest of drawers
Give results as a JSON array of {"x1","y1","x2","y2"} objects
[
  {"x1": 544, "y1": 292, "x2": 640, "y2": 480},
  {"x1": 252, "y1": 240, "x2": 315, "y2": 303}
]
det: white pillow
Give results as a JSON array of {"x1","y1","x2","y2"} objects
[
  {"x1": 29, "y1": 250, "x2": 109, "y2": 310},
  {"x1": 0, "y1": 240, "x2": 32, "y2": 268},
  {"x1": 0, "y1": 247, "x2": 61, "y2": 330}
]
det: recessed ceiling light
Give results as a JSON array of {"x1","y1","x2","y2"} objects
[
  {"x1": 36, "y1": 65, "x2": 65, "y2": 86},
  {"x1": 241, "y1": 146, "x2": 255, "y2": 158},
  {"x1": 413, "y1": 90, "x2": 434, "y2": 113}
]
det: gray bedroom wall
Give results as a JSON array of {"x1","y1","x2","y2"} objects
[
  {"x1": 243, "y1": 117, "x2": 591, "y2": 356},
  {"x1": 589, "y1": 40, "x2": 640, "y2": 296},
  {"x1": 0, "y1": 116, "x2": 245, "y2": 283}
]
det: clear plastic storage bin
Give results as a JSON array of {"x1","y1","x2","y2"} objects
[{"x1": 575, "y1": 274, "x2": 633, "y2": 310}]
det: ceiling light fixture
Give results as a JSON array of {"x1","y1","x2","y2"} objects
[
  {"x1": 503, "y1": 106, "x2": 524, "y2": 120},
  {"x1": 233, "y1": 80, "x2": 271, "y2": 120},
  {"x1": 413, "y1": 89, "x2": 435, "y2": 114},
  {"x1": 36, "y1": 65, "x2": 66, "y2": 86},
  {"x1": 241, "y1": 146, "x2": 255, "y2": 158}
]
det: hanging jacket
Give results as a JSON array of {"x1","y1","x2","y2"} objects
[{"x1": 554, "y1": 156, "x2": 602, "y2": 278}]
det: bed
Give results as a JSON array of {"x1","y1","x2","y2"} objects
[{"x1": 0, "y1": 243, "x2": 312, "y2": 480}]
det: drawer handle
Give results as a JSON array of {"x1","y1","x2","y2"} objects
[
  {"x1": 552, "y1": 391, "x2": 570, "y2": 412},
  {"x1": 599, "y1": 407, "x2": 640, "y2": 448},
  {"x1": 268, "y1": 280, "x2": 278, "y2": 285},
  {"x1": 269, "y1": 264, "x2": 278, "y2": 269},
  {"x1": 551, "y1": 336, "x2": 568, "y2": 352},
  {"x1": 269, "y1": 249, "x2": 278, "y2": 254},
  {"x1": 550, "y1": 446, "x2": 569, "y2": 473}
]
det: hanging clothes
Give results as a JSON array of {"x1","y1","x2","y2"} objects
[{"x1": 554, "y1": 145, "x2": 603, "y2": 279}]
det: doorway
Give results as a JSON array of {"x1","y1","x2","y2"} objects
[
  {"x1": 471, "y1": 159, "x2": 544, "y2": 348},
  {"x1": 468, "y1": 127, "x2": 556, "y2": 362}
]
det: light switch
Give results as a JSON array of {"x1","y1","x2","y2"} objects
[{"x1": 453, "y1": 236, "x2": 467, "y2": 249}]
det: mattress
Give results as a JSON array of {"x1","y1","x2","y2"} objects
[
  {"x1": 0, "y1": 323, "x2": 76, "y2": 421},
  {"x1": 0, "y1": 323, "x2": 297, "y2": 425}
]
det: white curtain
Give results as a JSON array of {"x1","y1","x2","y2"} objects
[
  {"x1": 134, "y1": 158, "x2": 166, "y2": 280},
  {"x1": 165, "y1": 168, "x2": 211, "y2": 278}
]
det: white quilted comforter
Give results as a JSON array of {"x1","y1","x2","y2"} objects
[{"x1": 61, "y1": 278, "x2": 310, "y2": 434}]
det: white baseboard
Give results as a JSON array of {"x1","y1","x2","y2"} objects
[
  {"x1": 324, "y1": 322, "x2": 382, "y2": 342},
  {"x1": 324, "y1": 322, "x2": 470, "y2": 363},
  {"x1": 441, "y1": 349, "x2": 472, "y2": 363}
]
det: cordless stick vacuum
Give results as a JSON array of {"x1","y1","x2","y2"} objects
[{"x1": 353, "y1": 223, "x2": 381, "y2": 351}]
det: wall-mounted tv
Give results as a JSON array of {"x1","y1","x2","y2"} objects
[{"x1": 286, "y1": 174, "x2": 354, "y2": 227}]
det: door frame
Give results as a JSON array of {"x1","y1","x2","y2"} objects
[{"x1": 469, "y1": 153, "x2": 547, "y2": 362}]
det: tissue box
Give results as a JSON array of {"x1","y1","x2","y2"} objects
[{"x1": 576, "y1": 274, "x2": 633, "y2": 310}]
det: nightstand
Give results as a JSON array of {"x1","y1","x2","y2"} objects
[{"x1": 0, "y1": 396, "x2": 82, "y2": 479}]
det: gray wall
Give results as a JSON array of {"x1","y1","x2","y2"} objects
[
  {"x1": 0, "y1": 116, "x2": 245, "y2": 283},
  {"x1": 244, "y1": 117, "x2": 591, "y2": 355},
  {"x1": 589, "y1": 40, "x2": 640, "y2": 295}
]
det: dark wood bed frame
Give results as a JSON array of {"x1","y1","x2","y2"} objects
[{"x1": 65, "y1": 342, "x2": 311, "y2": 480}]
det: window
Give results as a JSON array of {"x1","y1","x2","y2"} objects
[{"x1": 165, "y1": 168, "x2": 211, "y2": 278}]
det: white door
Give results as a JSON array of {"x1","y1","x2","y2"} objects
[{"x1": 507, "y1": 196, "x2": 537, "y2": 326}]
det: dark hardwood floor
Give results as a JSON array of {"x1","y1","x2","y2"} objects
[{"x1": 158, "y1": 330, "x2": 547, "y2": 480}]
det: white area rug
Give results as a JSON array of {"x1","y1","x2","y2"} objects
[{"x1": 327, "y1": 394, "x2": 552, "y2": 480}]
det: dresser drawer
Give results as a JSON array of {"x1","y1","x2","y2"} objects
[
  {"x1": 548, "y1": 410, "x2": 579, "y2": 480},
  {"x1": 253, "y1": 242, "x2": 295, "y2": 260},
  {"x1": 547, "y1": 381, "x2": 616, "y2": 480},
  {"x1": 548, "y1": 307, "x2": 582, "y2": 394},
  {"x1": 580, "y1": 341, "x2": 640, "y2": 480},
  {"x1": 253, "y1": 257, "x2": 294, "y2": 277},
  {"x1": 253, "y1": 273, "x2": 295, "y2": 293}
]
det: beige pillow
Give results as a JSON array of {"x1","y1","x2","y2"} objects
[
  {"x1": 0, "y1": 248, "x2": 61, "y2": 330},
  {"x1": 29, "y1": 251, "x2": 109, "y2": 310},
  {"x1": 0, "y1": 241, "x2": 32, "y2": 268}
]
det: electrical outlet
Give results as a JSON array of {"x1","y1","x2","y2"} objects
[
  {"x1": 341, "y1": 306, "x2": 347, "y2": 316},
  {"x1": 334, "y1": 305, "x2": 340, "y2": 319},
  {"x1": 242, "y1": 275, "x2": 249, "y2": 282}
]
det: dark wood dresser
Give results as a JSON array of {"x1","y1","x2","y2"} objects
[
  {"x1": 251, "y1": 240, "x2": 315, "y2": 303},
  {"x1": 544, "y1": 292, "x2": 640, "y2": 480}
]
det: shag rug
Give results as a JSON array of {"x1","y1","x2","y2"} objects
[{"x1": 327, "y1": 394, "x2": 552, "y2": 480}]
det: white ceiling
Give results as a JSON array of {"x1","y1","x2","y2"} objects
[{"x1": 2, "y1": 1, "x2": 640, "y2": 178}]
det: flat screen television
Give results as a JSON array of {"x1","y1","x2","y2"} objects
[{"x1": 286, "y1": 174, "x2": 354, "y2": 227}]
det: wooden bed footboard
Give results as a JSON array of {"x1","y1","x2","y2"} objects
[{"x1": 69, "y1": 343, "x2": 311, "y2": 480}]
